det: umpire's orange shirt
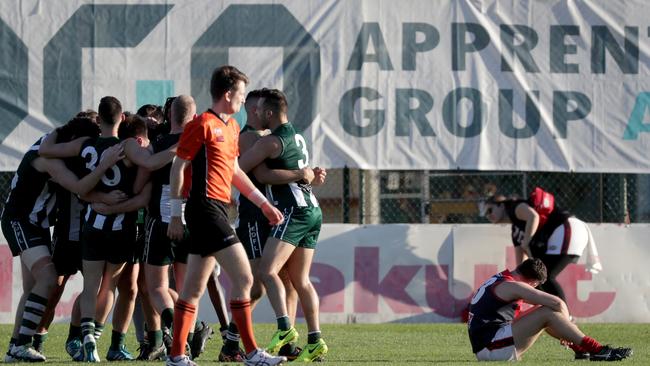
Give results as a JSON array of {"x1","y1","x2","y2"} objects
[{"x1": 176, "y1": 109, "x2": 240, "y2": 203}]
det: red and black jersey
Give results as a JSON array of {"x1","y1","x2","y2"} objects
[
  {"x1": 467, "y1": 270, "x2": 522, "y2": 353},
  {"x1": 176, "y1": 109, "x2": 240, "y2": 204}
]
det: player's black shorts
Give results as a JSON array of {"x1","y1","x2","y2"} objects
[
  {"x1": 185, "y1": 197, "x2": 239, "y2": 257},
  {"x1": 131, "y1": 222, "x2": 146, "y2": 264},
  {"x1": 1, "y1": 218, "x2": 51, "y2": 257},
  {"x1": 143, "y1": 217, "x2": 190, "y2": 265},
  {"x1": 236, "y1": 210, "x2": 270, "y2": 260},
  {"x1": 82, "y1": 224, "x2": 137, "y2": 264},
  {"x1": 51, "y1": 235, "x2": 82, "y2": 275}
]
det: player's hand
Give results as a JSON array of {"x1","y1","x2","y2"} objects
[
  {"x1": 312, "y1": 167, "x2": 327, "y2": 186},
  {"x1": 261, "y1": 201, "x2": 284, "y2": 226},
  {"x1": 98, "y1": 144, "x2": 125, "y2": 168},
  {"x1": 91, "y1": 202, "x2": 113, "y2": 215},
  {"x1": 167, "y1": 216, "x2": 184, "y2": 241},
  {"x1": 300, "y1": 167, "x2": 315, "y2": 184},
  {"x1": 103, "y1": 190, "x2": 128, "y2": 205}
]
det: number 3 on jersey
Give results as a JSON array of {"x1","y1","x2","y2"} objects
[
  {"x1": 81, "y1": 146, "x2": 121, "y2": 186},
  {"x1": 294, "y1": 134, "x2": 309, "y2": 169}
]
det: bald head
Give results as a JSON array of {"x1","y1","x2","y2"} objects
[{"x1": 171, "y1": 95, "x2": 196, "y2": 126}]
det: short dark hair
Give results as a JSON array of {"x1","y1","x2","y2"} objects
[
  {"x1": 517, "y1": 258, "x2": 547, "y2": 284},
  {"x1": 76, "y1": 109, "x2": 99, "y2": 124},
  {"x1": 98, "y1": 96, "x2": 122, "y2": 126},
  {"x1": 260, "y1": 89, "x2": 288, "y2": 116},
  {"x1": 163, "y1": 96, "x2": 176, "y2": 125},
  {"x1": 55, "y1": 117, "x2": 100, "y2": 143},
  {"x1": 246, "y1": 88, "x2": 270, "y2": 102},
  {"x1": 209, "y1": 65, "x2": 249, "y2": 101},
  {"x1": 136, "y1": 104, "x2": 163, "y2": 123},
  {"x1": 118, "y1": 115, "x2": 148, "y2": 140}
]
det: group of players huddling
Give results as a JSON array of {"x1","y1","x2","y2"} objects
[{"x1": 1, "y1": 65, "x2": 327, "y2": 366}]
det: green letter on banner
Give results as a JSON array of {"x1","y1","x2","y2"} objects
[{"x1": 623, "y1": 92, "x2": 650, "y2": 140}]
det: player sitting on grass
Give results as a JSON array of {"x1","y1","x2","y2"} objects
[{"x1": 468, "y1": 258, "x2": 632, "y2": 362}]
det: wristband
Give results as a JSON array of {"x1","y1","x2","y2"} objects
[
  {"x1": 170, "y1": 199, "x2": 183, "y2": 217},
  {"x1": 249, "y1": 189, "x2": 268, "y2": 208}
]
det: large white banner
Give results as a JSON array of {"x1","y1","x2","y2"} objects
[
  {"x1": 1, "y1": 224, "x2": 649, "y2": 324},
  {"x1": 2, "y1": 0, "x2": 650, "y2": 172}
]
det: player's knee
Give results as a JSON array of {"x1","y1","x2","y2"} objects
[
  {"x1": 238, "y1": 272, "x2": 254, "y2": 292},
  {"x1": 250, "y1": 283, "x2": 265, "y2": 303},
  {"x1": 118, "y1": 282, "x2": 138, "y2": 300},
  {"x1": 180, "y1": 282, "x2": 204, "y2": 303},
  {"x1": 291, "y1": 275, "x2": 313, "y2": 292},
  {"x1": 39, "y1": 264, "x2": 59, "y2": 293},
  {"x1": 258, "y1": 269, "x2": 278, "y2": 286},
  {"x1": 150, "y1": 285, "x2": 167, "y2": 299}
]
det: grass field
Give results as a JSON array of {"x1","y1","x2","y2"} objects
[{"x1": 1, "y1": 323, "x2": 646, "y2": 365}]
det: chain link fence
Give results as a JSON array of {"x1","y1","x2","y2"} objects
[
  {"x1": 312, "y1": 169, "x2": 647, "y2": 224},
  {"x1": 1, "y1": 169, "x2": 646, "y2": 224}
]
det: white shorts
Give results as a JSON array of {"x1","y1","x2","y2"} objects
[
  {"x1": 475, "y1": 324, "x2": 518, "y2": 361},
  {"x1": 546, "y1": 217, "x2": 589, "y2": 256}
]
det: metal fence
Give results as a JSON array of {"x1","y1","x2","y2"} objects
[
  {"x1": 312, "y1": 169, "x2": 646, "y2": 224},
  {"x1": 1, "y1": 169, "x2": 646, "y2": 224}
]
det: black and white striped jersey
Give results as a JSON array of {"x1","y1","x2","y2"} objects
[{"x1": 1, "y1": 137, "x2": 57, "y2": 228}]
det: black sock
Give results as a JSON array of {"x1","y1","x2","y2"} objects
[
  {"x1": 307, "y1": 331, "x2": 321, "y2": 344},
  {"x1": 276, "y1": 316, "x2": 291, "y2": 331},
  {"x1": 67, "y1": 325, "x2": 81, "y2": 342},
  {"x1": 161, "y1": 308, "x2": 174, "y2": 330},
  {"x1": 109, "y1": 330, "x2": 125, "y2": 351}
]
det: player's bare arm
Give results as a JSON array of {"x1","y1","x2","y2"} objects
[
  {"x1": 238, "y1": 135, "x2": 283, "y2": 173},
  {"x1": 81, "y1": 190, "x2": 128, "y2": 205},
  {"x1": 124, "y1": 137, "x2": 177, "y2": 171},
  {"x1": 251, "y1": 164, "x2": 314, "y2": 185},
  {"x1": 515, "y1": 202, "x2": 540, "y2": 258},
  {"x1": 132, "y1": 166, "x2": 151, "y2": 195},
  {"x1": 240, "y1": 131, "x2": 314, "y2": 184},
  {"x1": 232, "y1": 159, "x2": 284, "y2": 226},
  {"x1": 92, "y1": 182, "x2": 152, "y2": 216},
  {"x1": 497, "y1": 281, "x2": 566, "y2": 313},
  {"x1": 35, "y1": 144, "x2": 124, "y2": 196},
  {"x1": 38, "y1": 131, "x2": 90, "y2": 158},
  {"x1": 167, "y1": 156, "x2": 190, "y2": 241}
]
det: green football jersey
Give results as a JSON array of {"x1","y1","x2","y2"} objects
[{"x1": 264, "y1": 123, "x2": 318, "y2": 209}]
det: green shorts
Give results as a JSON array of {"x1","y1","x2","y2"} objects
[{"x1": 270, "y1": 206, "x2": 322, "y2": 249}]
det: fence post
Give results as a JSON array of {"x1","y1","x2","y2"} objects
[
  {"x1": 359, "y1": 169, "x2": 365, "y2": 224},
  {"x1": 599, "y1": 173, "x2": 604, "y2": 222},
  {"x1": 622, "y1": 175, "x2": 629, "y2": 223},
  {"x1": 362, "y1": 170, "x2": 381, "y2": 224},
  {"x1": 420, "y1": 170, "x2": 430, "y2": 223},
  {"x1": 343, "y1": 165, "x2": 350, "y2": 223}
]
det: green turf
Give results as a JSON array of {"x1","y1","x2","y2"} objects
[{"x1": 1, "y1": 323, "x2": 646, "y2": 365}]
